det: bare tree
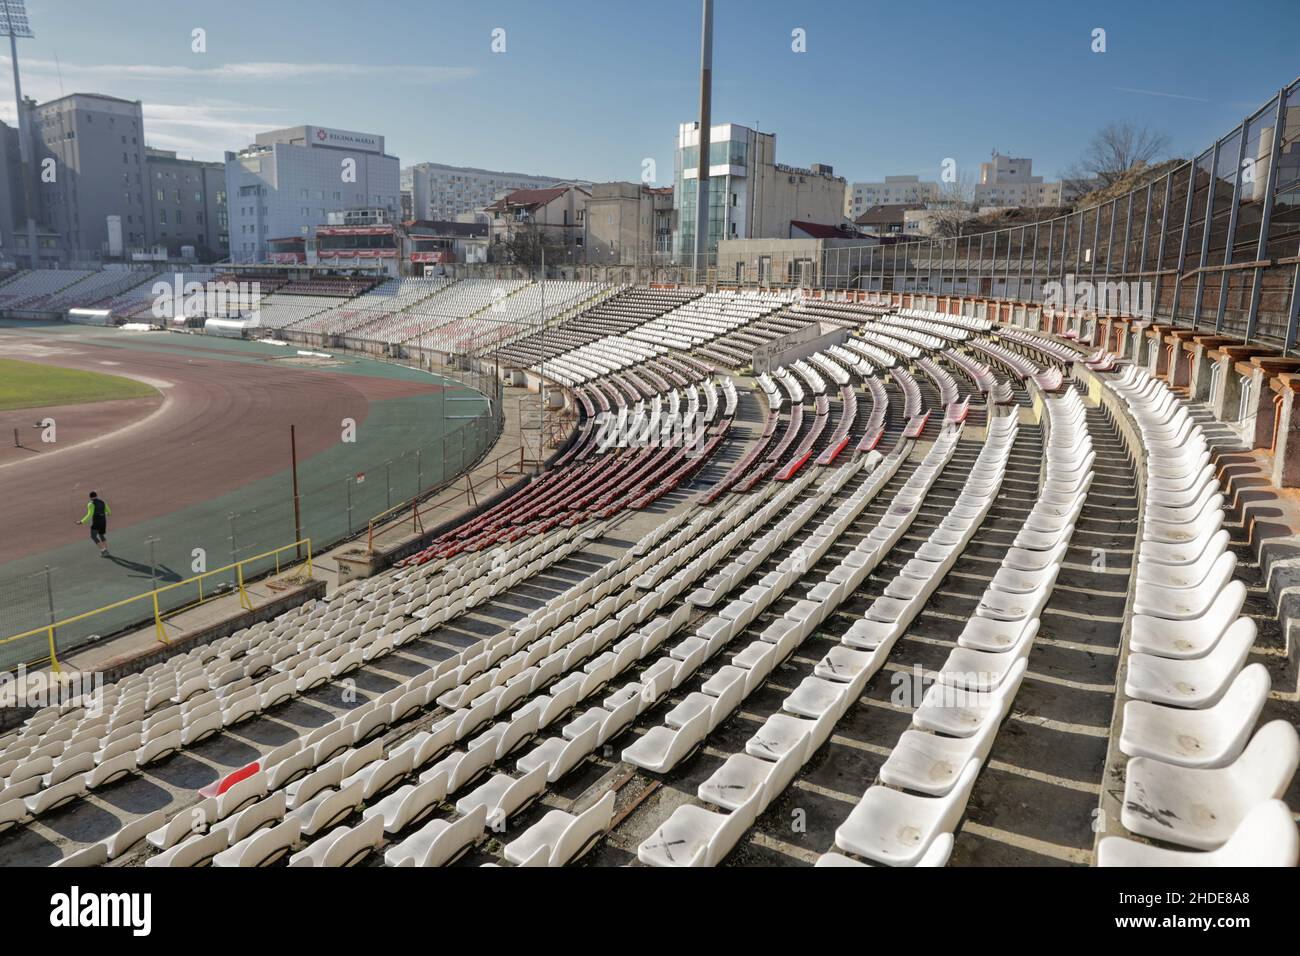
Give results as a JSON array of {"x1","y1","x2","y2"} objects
[
  {"x1": 1063, "y1": 120, "x2": 1171, "y2": 196},
  {"x1": 492, "y1": 220, "x2": 563, "y2": 270},
  {"x1": 926, "y1": 168, "x2": 978, "y2": 238}
]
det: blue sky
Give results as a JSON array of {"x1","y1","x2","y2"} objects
[{"x1": 2, "y1": 0, "x2": 1296, "y2": 188}]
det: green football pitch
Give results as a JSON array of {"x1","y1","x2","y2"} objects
[{"x1": 0, "y1": 357, "x2": 159, "y2": 411}]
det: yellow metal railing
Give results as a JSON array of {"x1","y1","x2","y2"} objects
[{"x1": 0, "y1": 539, "x2": 312, "y2": 673}]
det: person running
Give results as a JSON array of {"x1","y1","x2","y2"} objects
[{"x1": 77, "y1": 491, "x2": 111, "y2": 556}]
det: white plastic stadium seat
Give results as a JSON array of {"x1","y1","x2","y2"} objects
[
  {"x1": 1099, "y1": 800, "x2": 1299, "y2": 867},
  {"x1": 1119, "y1": 721, "x2": 1299, "y2": 850}
]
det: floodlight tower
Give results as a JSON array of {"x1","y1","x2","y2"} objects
[
  {"x1": 692, "y1": 0, "x2": 713, "y2": 286},
  {"x1": 0, "y1": 0, "x2": 39, "y2": 270}
]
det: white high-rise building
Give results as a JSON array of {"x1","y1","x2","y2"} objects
[
  {"x1": 403, "y1": 162, "x2": 582, "y2": 223},
  {"x1": 974, "y1": 152, "x2": 1063, "y2": 208},
  {"x1": 224, "y1": 125, "x2": 399, "y2": 263},
  {"x1": 845, "y1": 175, "x2": 940, "y2": 218}
]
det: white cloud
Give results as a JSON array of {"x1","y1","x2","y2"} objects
[
  {"x1": 0, "y1": 53, "x2": 468, "y2": 160},
  {"x1": 1112, "y1": 86, "x2": 1211, "y2": 103},
  {"x1": 141, "y1": 102, "x2": 290, "y2": 158},
  {"x1": 1, "y1": 56, "x2": 475, "y2": 84}
]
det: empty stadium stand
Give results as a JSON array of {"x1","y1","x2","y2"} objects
[{"x1": 1, "y1": 285, "x2": 1297, "y2": 873}]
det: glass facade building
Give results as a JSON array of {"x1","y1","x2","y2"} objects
[{"x1": 675, "y1": 124, "x2": 757, "y2": 257}]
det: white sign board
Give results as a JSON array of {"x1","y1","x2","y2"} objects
[{"x1": 307, "y1": 126, "x2": 382, "y2": 153}]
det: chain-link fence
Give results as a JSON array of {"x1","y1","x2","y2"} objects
[
  {"x1": 0, "y1": 568, "x2": 59, "y2": 667},
  {"x1": 222, "y1": 411, "x2": 497, "y2": 571}
]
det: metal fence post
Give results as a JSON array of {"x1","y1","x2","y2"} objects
[
  {"x1": 1217, "y1": 124, "x2": 1251, "y2": 331},
  {"x1": 1247, "y1": 89, "x2": 1289, "y2": 344},
  {"x1": 43, "y1": 565, "x2": 57, "y2": 662},
  {"x1": 1286, "y1": 253, "x2": 1300, "y2": 352},
  {"x1": 1191, "y1": 139, "x2": 1222, "y2": 329},
  {"x1": 1171, "y1": 159, "x2": 1199, "y2": 322}
]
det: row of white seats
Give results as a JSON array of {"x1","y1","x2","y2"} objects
[
  {"x1": 636, "y1": 426, "x2": 976, "y2": 865},
  {"x1": 894, "y1": 307, "x2": 994, "y2": 333},
  {"x1": 843, "y1": 337, "x2": 897, "y2": 370},
  {"x1": 859, "y1": 329, "x2": 924, "y2": 361},
  {"x1": 49, "y1": 479, "x2": 789, "y2": 867},
  {"x1": 1097, "y1": 364, "x2": 1300, "y2": 866},
  {"x1": 827, "y1": 344, "x2": 874, "y2": 381},
  {"x1": 626, "y1": 291, "x2": 789, "y2": 351},
  {"x1": 876, "y1": 312, "x2": 973, "y2": 344},
  {"x1": 536, "y1": 334, "x2": 665, "y2": 386},
  {"x1": 822, "y1": 389, "x2": 1087, "y2": 865},
  {"x1": 115, "y1": 504, "x2": 754, "y2": 866},
  {"x1": 861, "y1": 320, "x2": 946, "y2": 353},
  {"x1": 0, "y1": 525, "x2": 596, "y2": 838},
  {"x1": 317, "y1": 460, "x2": 876, "y2": 865},
  {"x1": 0, "y1": 269, "x2": 95, "y2": 309},
  {"x1": 254, "y1": 293, "x2": 350, "y2": 329},
  {"x1": 45, "y1": 270, "x2": 161, "y2": 313},
  {"x1": 292, "y1": 278, "x2": 456, "y2": 335}
]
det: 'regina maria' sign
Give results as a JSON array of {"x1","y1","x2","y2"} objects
[{"x1": 308, "y1": 126, "x2": 382, "y2": 153}]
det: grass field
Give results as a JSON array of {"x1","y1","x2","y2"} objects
[{"x1": 0, "y1": 357, "x2": 159, "y2": 410}]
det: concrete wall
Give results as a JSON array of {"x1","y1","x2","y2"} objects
[
  {"x1": 753, "y1": 324, "x2": 847, "y2": 374},
  {"x1": 585, "y1": 183, "x2": 658, "y2": 265}
]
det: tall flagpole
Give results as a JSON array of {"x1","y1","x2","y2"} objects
[
  {"x1": 537, "y1": 245, "x2": 545, "y2": 473},
  {"x1": 692, "y1": 0, "x2": 713, "y2": 287},
  {"x1": 1, "y1": 3, "x2": 39, "y2": 269}
]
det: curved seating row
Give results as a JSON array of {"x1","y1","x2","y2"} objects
[
  {"x1": 1096, "y1": 364, "x2": 1300, "y2": 866},
  {"x1": 826, "y1": 388, "x2": 1089, "y2": 865}
]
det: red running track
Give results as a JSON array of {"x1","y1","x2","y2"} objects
[{"x1": 0, "y1": 332, "x2": 445, "y2": 565}]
